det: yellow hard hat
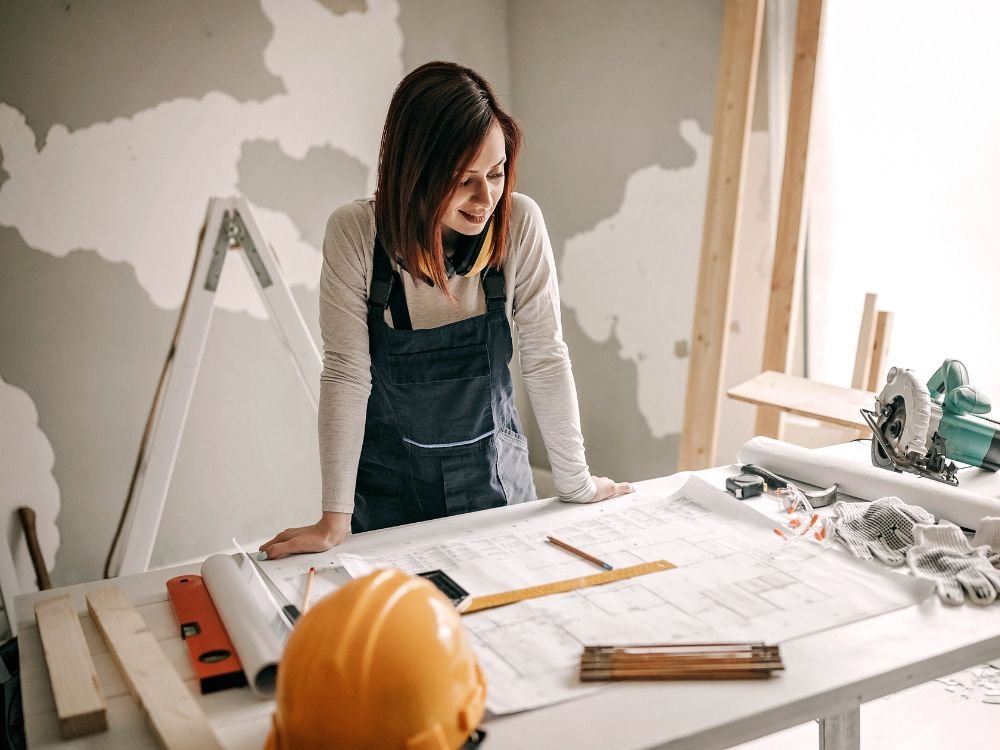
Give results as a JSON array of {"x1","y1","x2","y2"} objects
[{"x1": 265, "y1": 568, "x2": 487, "y2": 750}]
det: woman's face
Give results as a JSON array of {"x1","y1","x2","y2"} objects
[{"x1": 441, "y1": 122, "x2": 506, "y2": 238}]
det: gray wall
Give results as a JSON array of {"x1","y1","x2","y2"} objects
[
  {"x1": 508, "y1": 0, "x2": 772, "y2": 481},
  {"x1": 0, "y1": 0, "x2": 512, "y2": 588},
  {"x1": 0, "y1": 0, "x2": 772, "y2": 599}
]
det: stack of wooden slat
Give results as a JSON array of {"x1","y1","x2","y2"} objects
[{"x1": 580, "y1": 642, "x2": 783, "y2": 681}]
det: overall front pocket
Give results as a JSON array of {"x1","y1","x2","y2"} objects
[
  {"x1": 496, "y1": 428, "x2": 536, "y2": 504},
  {"x1": 389, "y1": 345, "x2": 494, "y2": 448}
]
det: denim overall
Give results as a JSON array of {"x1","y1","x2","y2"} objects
[{"x1": 351, "y1": 238, "x2": 537, "y2": 533}]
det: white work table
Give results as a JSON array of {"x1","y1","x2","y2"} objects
[{"x1": 16, "y1": 454, "x2": 1000, "y2": 749}]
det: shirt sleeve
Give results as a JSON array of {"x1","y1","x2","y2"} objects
[
  {"x1": 508, "y1": 194, "x2": 598, "y2": 503},
  {"x1": 317, "y1": 202, "x2": 374, "y2": 514}
]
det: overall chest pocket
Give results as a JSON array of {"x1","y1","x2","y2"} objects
[
  {"x1": 388, "y1": 344, "x2": 494, "y2": 448},
  {"x1": 389, "y1": 344, "x2": 489, "y2": 384}
]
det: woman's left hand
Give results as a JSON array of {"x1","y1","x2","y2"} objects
[{"x1": 591, "y1": 476, "x2": 635, "y2": 502}]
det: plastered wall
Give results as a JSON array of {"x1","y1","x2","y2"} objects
[{"x1": 0, "y1": 1, "x2": 774, "y2": 606}]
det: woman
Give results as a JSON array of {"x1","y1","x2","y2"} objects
[{"x1": 260, "y1": 61, "x2": 631, "y2": 560}]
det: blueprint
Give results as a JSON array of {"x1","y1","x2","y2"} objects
[{"x1": 260, "y1": 474, "x2": 933, "y2": 714}]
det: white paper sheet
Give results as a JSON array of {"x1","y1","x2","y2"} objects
[
  {"x1": 311, "y1": 475, "x2": 933, "y2": 714},
  {"x1": 257, "y1": 550, "x2": 346, "y2": 610},
  {"x1": 336, "y1": 552, "x2": 384, "y2": 579},
  {"x1": 738, "y1": 436, "x2": 1000, "y2": 530}
]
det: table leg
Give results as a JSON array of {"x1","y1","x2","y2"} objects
[{"x1": 818, "y1": 707, "x2": 860, "y2": 750}]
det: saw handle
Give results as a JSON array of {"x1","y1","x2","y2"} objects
[
  {"x1": 739, "y1": 464, "x2": 791, "y2": 492},
  {"x1": 928, "y1": 359, "x2": 992, "y2": 415}
]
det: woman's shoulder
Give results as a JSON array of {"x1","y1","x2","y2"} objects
[
  {"x1": 322, "y1": 198, "x2": 376, "y2": 271},
  {"x1": 510, "y1": 191, "x2": 543, "y2": 225},
  {"x1": 507, "y1": 192, "x2": 549, "y2": 261},
  {"x1": 327, "y1": 197, "x2": 376, "y2": 232},
  {"x1": 324, "y1": 198, "x2": 376, "y2": 261}
]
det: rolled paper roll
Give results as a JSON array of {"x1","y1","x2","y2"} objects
[
  {"x1": 201, "y1": 553, "x2": 287, "y2": 697},
  {"x1": 737, "y1": 437, "x2": 1000, "y2": 531}
]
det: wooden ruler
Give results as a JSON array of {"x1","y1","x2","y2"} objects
[{"x1": 464, "y1": 560, "x2": 675, "y2": 614}]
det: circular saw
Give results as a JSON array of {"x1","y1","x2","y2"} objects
[{"x1": 861, "y1": 359, "x2": 1000, "y2": 486}]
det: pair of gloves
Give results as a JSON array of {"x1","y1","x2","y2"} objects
[{"x1": 833, "y1": 496, "x2": 1000, "y2": 606}]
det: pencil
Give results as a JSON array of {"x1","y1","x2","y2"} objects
[
  {"x1": 546, "y1": 536, "x2": 613, "y2": 570},
  {"x1": 301, "y1": 566, "x2": 316, "y2": 613}
]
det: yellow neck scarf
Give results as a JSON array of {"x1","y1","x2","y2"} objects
[{"x1": 411, "y1": 221, "x2": 494, "y2": 280}]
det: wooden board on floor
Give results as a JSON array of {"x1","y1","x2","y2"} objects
[
  {"x1": 729, "y1": 370, "x2": 873, "y2": 430},
  {"x1": 86, "y1": 586, "x2": 223, "y2": 750},
  {"x1": 34, "y1": 594, "x2": 107, "y2": 738}
]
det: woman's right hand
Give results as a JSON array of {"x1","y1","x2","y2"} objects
[
  {"x1": 258, "y1": 511, "x2": 351, "y2": 560},
  {"x1": 591, "y1": 475, "x2": 635, "y2": 502}
]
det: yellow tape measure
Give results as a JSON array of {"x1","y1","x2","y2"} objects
[{"x1": 463, "y1": 559, "x2": 675, "y2": 614}]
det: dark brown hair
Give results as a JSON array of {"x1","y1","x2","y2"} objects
[{"x1": 374, "y1": 61, "x2": 523, "y2": 292}]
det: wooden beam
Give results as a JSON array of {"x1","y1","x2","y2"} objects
[
  {"x1": 755, "y1": 0, "x2": 825, "y2": 438},
  {"x1": 851, "y1": 293, "x2": 878, "y2": 389},
  {"x1": 679, "y1": 0, "x2": 765, "y2": 470},
  {"x1": 86, "y1": 586, "x2": 223, "y2": 750},
  {"x1": 866, "y1": 310, "x2": 894, "y2": 391},
  {"x1": 34, "y1": 594, "x2": 107, "y2": 738}
]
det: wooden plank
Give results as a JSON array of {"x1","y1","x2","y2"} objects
[
  {"x1": 679, "y1": 0, "x2": 765, "y2": 470},
  {"x1": 851, "y1": 293, "x2": 878, "y2": 389},
  {"x1": 33, "y1": 594, "x2": 107, "y2": 738},
  {"x1": 729, "y1": 370, "x2": 873, "y2": 430},
  {"x1": 755, "y1": 0, "x2": 825, "y2": 438},
  {"x1": 866, "y1": 310, "x2": 893, "y2": 392},
  {"x1": 86, "y1": 586, "x2": 223, "y2": 750}
]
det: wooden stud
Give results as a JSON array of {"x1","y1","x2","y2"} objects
[
  {"x1": 866, "y1": 310, "x2": 894, "y2": 391},
  {"x1": 851, "y1": 293, "x2": 878, "y2": 389},
  {"x1": 86, "y1": 586, "x2": 223, "y2": 750},
  {"x1": 679, "y1": 0, "x2": 765, "y2": 470},
  {"x1": 34, "y1": 594, "x2": 107, "y2": 738},
  {"x1": 755, "y1": 0, "x2": 825, "y2": 438}
]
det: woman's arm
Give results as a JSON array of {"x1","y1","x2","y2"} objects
[
  {"x1": 508, "y1": 195, "x2": 632, "y2": 504},
  {"x1": 260, "y1": 202, "x2": 374, "y2": 559}
]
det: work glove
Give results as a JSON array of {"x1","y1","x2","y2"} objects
[
  {"x1": 971, "y1": 517, "x2": 1000, "y2": 568},
  {"x1": 832, "y1": 496, "x2": 934, "y2": 566},
  {"x1": 907, "y1": 521, "x2": 1000, "y2": 605}
]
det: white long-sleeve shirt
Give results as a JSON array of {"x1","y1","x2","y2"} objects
[{"x1": 318, "y1": 192, "x2": 596, "y2": 513}]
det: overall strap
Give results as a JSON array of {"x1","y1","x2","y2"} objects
[
  {"x1": 481, "y1": 265, "x2": 506, "y2": 313},
  {"x1": 369, "y1": 236, "x2": 413, "y2": 330}
]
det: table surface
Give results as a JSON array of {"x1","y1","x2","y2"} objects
[{"x1": 16, "y1": 453, "x2": 1000, "y2": 750}]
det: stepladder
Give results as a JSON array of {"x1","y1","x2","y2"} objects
[{"x1": 108, "y1": 197, "x2": 321, "y2": 577}]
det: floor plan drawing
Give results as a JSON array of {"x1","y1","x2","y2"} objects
[{"x1": 261, "y1": 475, "x2": 933, "y2": 714}]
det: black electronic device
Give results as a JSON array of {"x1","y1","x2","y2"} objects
[
  {"x1": 725, "y1": 474, "x2": 765, "y2": 500},
  {"x1": 418, "y1": 569, "x2": 471, "y2": 613}
]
